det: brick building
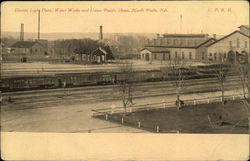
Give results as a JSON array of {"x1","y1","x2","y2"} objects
[
  {"x1": 141, "y1": 34, "x2": 215, "y2": 62},
  {"x1": 8, "y1": 40, "x2": 49, "y2": 62},
  {"x1": 207, "y1": 25, "x2": 249, "y2": 63}
]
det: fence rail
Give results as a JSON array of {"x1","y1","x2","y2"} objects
[{"x1": 92, "y1": 93, "x2": 249, "y2": 117}]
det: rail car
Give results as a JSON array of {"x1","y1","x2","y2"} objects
[
  {"x1": 197, "y1": 64, "x2": 231, "y2": 74},
  {"x1": 1, "y1": 66, "x2": 221, "y2": 92},
  {"x1": 1, "y1": 75, "x2": 58, "y2": 92}
]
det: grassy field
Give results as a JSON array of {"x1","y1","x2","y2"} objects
[{"x1": 94, "y1": 100, "x2": 249, "y2": 133}]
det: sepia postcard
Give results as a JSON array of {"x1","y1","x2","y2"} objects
[{"x1": 1, "y1": 1, "x2": 249, "y2": 160}]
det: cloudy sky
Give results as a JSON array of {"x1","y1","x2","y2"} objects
[{"x1": 1, "y1": 1, "x2": 249, "y2": 35}]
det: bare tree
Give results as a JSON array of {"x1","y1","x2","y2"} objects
[
  {"x1": 115, "y1": 61, "x2": 135, "y2": 115},
  {"x1": 235, "y1": 62, "x2": 250, "y2": 98},
  {"x1": 213, "y1": 63, "x2": 229, "y2": 105},
  {"x1": 162, "y1": 58, "x2": 191, "y2": 110},
  {"x1": 236, "y1": 62, "x2": 250, "y2": 133}
]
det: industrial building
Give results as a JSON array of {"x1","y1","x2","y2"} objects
[
  {"x1": 140, "y1": 25, "x2": 249, "y2": 63},
  {"x1": 75, "y1": 25, "x2": 114, "y2": 64},
  {"x1": 140, "y1": 34, "x2": 216, "y2": 62},
  {"x1": 207, "y1": 25, "x2": 249, "y2": 63},
  {"x1": 3, "y1": 22, "x2": 49, "y2": 62}
]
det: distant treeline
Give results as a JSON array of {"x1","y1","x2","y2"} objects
[{"x1": 52, "y1": 38, "x2": 114, "y2": 59}]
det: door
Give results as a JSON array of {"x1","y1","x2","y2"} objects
[{"x1": 145, "y1": 53, "x2": 150, "y2": 61}]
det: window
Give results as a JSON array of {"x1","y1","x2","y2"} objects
[
  {"x1": 160, "y1": 39, "x2": 163, "y2": 45},
  {"x1": 175, "y1": 51, "x2": 178, "y2": 58},
  {"x1": 229, "y1": 41, "x2": 232, "y2": 48},
  {"x1": 169, "y1": 53, "x2": 171, "y2": 60},
  {"x1": 189, "y1": 52, "x2": 192, "y2": 59},
  {"x1": 180, "y1": 40, "x2": 184, "y2": 46},
  {"x1": 245, "y1": 41, "x2": 248, "y2": 48},
  {"x1": 163, "y1": 53, "x2": 165, "y2": 60},
  {"x1": 224, "y1": 53, "x2": 227, "y2": 58},
  {"x1": 214, "y1": 53, "x2": 217, "y2": 60},
  {"x1": 202, "y1": 52, "x2": 205, "y2": 60},
  {"x1": 219, "y1": 53, "x2": 222, "y2": 60},
  {"x1": 182, "y1": 52, "x2": 184, "y2": 59},
  {"x1": 173, "y1": 39, "x2": 177, "y2": 45},
  {"x1": 209, "y1": 53, "x2": 212, "y2": 57},
  {"x1": 154, "y1": 54, "x2": 157, "y2": 60},
  {"x1": 237, "y1": 39, "x2": 240, "y2": 48}
]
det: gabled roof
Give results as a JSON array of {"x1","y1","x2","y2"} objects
[
  {"x1": 206, "y1": 30, "x2": 250, "y2": 47},
  {"x1": 91, "y1": 47, "x2": 108, "y2": 56},
  {"x1": 238, "y1": 25, "x2": 249, "y2": 29},
  {"x1": 141, "y1": 47, "x2": 170, "y2": 53},
  {"x1": 145, "y1": 38, "x2": 215, "y2": 49},
  {"x1": 11, "y1": 41, "x2": 37, "y2": 48},
  {"x1": 196, "y1": 38, "x2": 216, "y2": 48}
]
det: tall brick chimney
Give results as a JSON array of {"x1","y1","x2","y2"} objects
[
  {"x1": 20, "y1": 24, "x2": 24, "y2": 41},
  {"x1": 99, "y1": 25, "x2": 103, "y2": 41}
]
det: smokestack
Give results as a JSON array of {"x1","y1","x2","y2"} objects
[
  {"x1": 99, "y1": 25, "x2": 103, "y2": 41},
  {"x1": 38, "y1": 10, "x2": 40, "y2": 40},
  {"x1": 20, "y1": 24, "x2": 24, "y2": 41}
]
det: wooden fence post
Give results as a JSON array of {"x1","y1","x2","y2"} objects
[
  {"x1": 156, "y1": 125, "x2": 159, "y2": 133},
  {"x1": 207, "y1": 97, "x2": 210, "y2": 104},
  {"x1": 138, "y1": 122, "x2": 141, "y2": 128},
  {"x1": 121, "y1": 117, "x2": 124, "y2": 125},
  {"x1": 105, "y1": 114, "x2": 108, "y2": 120}
]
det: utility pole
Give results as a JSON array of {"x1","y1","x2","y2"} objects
[
  {"x1": 38, "y1": 10, "x2": 40, "y2": 40},
  {"x1": 179, "y1": 14, "x2": 182, "y2": 61}
]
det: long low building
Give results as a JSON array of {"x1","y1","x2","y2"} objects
[
  {"x1": 140, "y1": 37, "x2": 215, "y2": 62},
  {"x1": 140, "y1": 25, "x2": 249, "y2": 63}
]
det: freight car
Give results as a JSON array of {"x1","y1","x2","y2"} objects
[
  {"x1": 1, "y1": 66, "x2": 220, "y2": 92},
  {"x1": 1, "y1": 75, "x2": 57, "y2": 92}
]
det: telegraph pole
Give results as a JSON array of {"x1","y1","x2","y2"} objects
[{"x1": 38, "y1": 10, "x2": 40, "y2": 40}]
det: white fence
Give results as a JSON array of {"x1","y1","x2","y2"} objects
[{"x1": 92, "y1": 93, "x2": 249, "y2": 117}]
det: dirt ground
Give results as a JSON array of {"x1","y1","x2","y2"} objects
[
  {"x1": 1, "y1": 89, "x2": 244, "y2": 133},
  {"x1": 1, "y1": 60, "x2": 206, "y2": 72}
]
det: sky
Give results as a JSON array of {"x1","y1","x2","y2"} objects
[{"x1": 1, "y1": 1, "x2": 249, "y2": 35}]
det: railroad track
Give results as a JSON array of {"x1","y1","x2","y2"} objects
[
  {"x1": 1, "y1": 77, "x2": 242, "y2": 111},
  {"x1": 2, "y1": 75, "x2": 241, "y2": 96}
]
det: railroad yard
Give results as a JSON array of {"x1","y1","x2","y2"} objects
[
  {"x1": 1, "y1": 67, "x2": 245, "y2": 133},
  {"x1": 2, "y1": 2, "x2": 249, "y2": 159},
  {"x1": 1, "y1": 60, "x2": 204, "y2": 77}
]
